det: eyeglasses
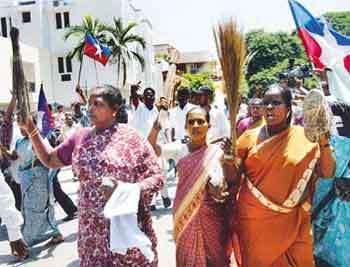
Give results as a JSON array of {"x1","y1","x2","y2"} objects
[{"x1": 262, "y1": 100, "x2": 284, "y2": 107}]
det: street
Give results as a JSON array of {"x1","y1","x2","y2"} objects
[{"x1": 0, "y1": 168, "x2": 176, "y2": 267}]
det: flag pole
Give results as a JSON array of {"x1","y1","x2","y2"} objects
[
  {"x1": 77, "y1": 52, "x2": 84, "y2": 87},
  {"x1": 94, "y1": 60, "x2": 100, "y2": 86}
]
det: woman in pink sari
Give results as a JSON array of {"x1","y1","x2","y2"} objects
[
  {"x1": 19, "y1": 85, "x2": 165, "y2": 267},
  {"x1": 148, "y1": 106, "x2": 239, "y2": 267}
]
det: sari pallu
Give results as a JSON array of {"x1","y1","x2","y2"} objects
[
  {"x1": 173, "y1": 144, "x2": 230, "y2": 267},
  {"x1": 236, "y1": 126, "x2": 319, "y2": 267}
]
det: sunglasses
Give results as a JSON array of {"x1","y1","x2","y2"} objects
[{"x1": 262, "y1": 100, "x2": 284, "y2": 107}]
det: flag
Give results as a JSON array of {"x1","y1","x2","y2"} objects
[
  {"x1": 83, "y1": 34, "x2": 111, "y2": 66},
  {"x1": 288, "y1": 0, "x2": 350, "y2": 102},
  {"x1": 37, "y1": 84, "x2": 55, "y2": 137}
]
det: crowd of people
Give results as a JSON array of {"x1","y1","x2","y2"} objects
[{"x1": 0, "y1": 67, "x2": 350, "y2": 267}]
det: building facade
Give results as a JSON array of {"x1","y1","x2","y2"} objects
[{"x1": 0, "y1": 0, "x2": 159, "y2": 106}]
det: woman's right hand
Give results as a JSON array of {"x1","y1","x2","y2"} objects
[{"x1": 17, "y1": 116, "x2": 35, "y2": 134}]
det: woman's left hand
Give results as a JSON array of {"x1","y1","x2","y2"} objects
[
  {"x1": 101, "y1": 178, "x2": 118, "y2": 201},
  {"x1": 318, "y1": 132, "x2": 330, "y2": 147},
  {"x1": 220, "y1": 138, "x2": 234, "y2": 159},
  {"x1": 207, "y1": 181, "x2": 229, "y2": 203}
]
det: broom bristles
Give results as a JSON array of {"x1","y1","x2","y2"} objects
[{"x1": 213, "y1": 18, "x2": 246, "y2": 151}]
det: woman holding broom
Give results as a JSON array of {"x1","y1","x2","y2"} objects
[
  {"x1": 226, "y1": 84, "x2": 335, "y2": 267},
  {"x1": 148, "y1": 103, "x2": 239, "y2": 267}
]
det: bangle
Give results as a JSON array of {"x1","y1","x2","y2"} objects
[
  {"x1": 29, "y1": 128, "x2": 39, "y2": 139},
  {"x1": 320, "y1": 143, "x2": 330, "y2": 148},
  {"x1": 224, "y1": 154, "x2": 233, "y2": 160},
  {"x1": 209, "y1": 194, "x2": 226, "y2": 204}
]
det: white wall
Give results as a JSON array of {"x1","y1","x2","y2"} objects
[
  {"x1": 0, "y1": 0, "x2": 160, "y2": 106},
  {"x1": 0, "y1": 36, "x2": 40, "y2": 106}
]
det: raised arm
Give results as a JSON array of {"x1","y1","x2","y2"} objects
[
  {"x1": 147, "y1": 121, "x2": 162, "y2": 157},
  {"x1": 317, "y1": 135, "x2": 336, "y2": 178},
  {"x1": 20, "y1": 118, "x2": 65, "y2": 169},
  {"x1": 4, "y1": 94, "x2": 16, "y2": 123}
]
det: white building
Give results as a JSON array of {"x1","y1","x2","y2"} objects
[{"x1": 0, "y1": 0, "x2": 160, "y2": 106}]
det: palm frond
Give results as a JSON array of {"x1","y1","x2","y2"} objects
[{"x1": 130, "y1": 51, "x2": 145, "y2": 70}]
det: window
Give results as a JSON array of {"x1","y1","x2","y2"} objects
[
  {"x1": 19, "y1": 1, "x2": 36, "y2": 5},
  {"x1": 56, "y1": 13, "x2": 62, "y2": 29},
  {"x1": 57, "y1": 57, "x2": 64, "y2": 73},
  {"x1": 1, "y1": 17, "x2": 7, "y2": 37},
  {"x1": 58, "y1": 57, "x2": 72, "y2": 82},
  {"x1": 28, "y1": 82, "x2": 35, "y2": 92},
  {"x1": 66, "y1": 57, "x2": 72, "y2": 72},
  {"x1": 63, "y1": 12, "x2": 70, "y2": 28},
  {"x1": 61, "y1": 74, "x2": 71, "y2": 81},
  {"x1": 22, "y1": 12, "x2": 31, "y2": 23}
]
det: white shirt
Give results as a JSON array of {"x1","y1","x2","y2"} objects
[
  {"x1": 129, "y1": 103, "x2": 159, "y2": 139},
  {"x1": 0, "y1": 172, "x2": 23, "y2": 241},
  {"x1": 61, "y1": 123, "x2": 81, "y2": 140},
  {"x1": 208, "y1": 106, "x2": 230, "y2": 142},
  {"x1": 160, "y1": 141, "x2": 226, "y2": 187},
  {"x1": 169, "y1": 103, "x2": 196, "y2": 140},
  {"x1": 160, "y1": 140, "x2": 189, "y2": 163}
]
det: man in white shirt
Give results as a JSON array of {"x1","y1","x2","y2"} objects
[
  {"x1": 54, "y1": 104, "x2": 65, "y2": 129},
  {"x1": 59, "y1": 113, "x2": 81, "y2": 142},
  {"x1": 0, "y1": 173, "x2": 28, "y2": 259},
  {"x1": 129, "y1": 88, "x2": 173, "y2": 209},
  {"x1": 198, "y1": 86, "x2": 230, "y2": 142},
  {"x1": 129, "y1": 88, "x2": 159, "y2": 139},
  {"x1": 169, "y1": 87, "x2": 195, "y2": 141}
]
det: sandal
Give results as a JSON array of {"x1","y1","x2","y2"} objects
[
  {"x1": 46, "y1": 235, "x2": 64, "y2": 246},
  {"x1": 302, "y1": 89, "x2": 332, "y2": 142}
]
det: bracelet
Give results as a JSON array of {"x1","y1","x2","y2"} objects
[
  {"x1": 224, "y1": 154, "x2": 234, "y2": 160},
  {"x1": 320, "y1": 143, "x2": 331, "y2": 148},
  {"x1": 209, "y1": 194, "x2": 226, "y2": 204},
  {"x1": 29, "y1": 128, "x2": 39, "y2": 139}
]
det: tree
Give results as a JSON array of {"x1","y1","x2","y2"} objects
[
  {"x1": 323, "y1": 11, "x2": 350, "y2": 36},
  {"x1": 106, "y1": 17, "x2": 146, "y2": 86},
  {"x1": 246, "y1": 30, "x2": 305, "y2": 79},
  {"x1": 180, "y1": 72, "x2": 216, "y2": 92},
  {"x1": 64, "y1": 15, "x2": 108, "y2": 62},
  {"x1": 64, "y1": 16, "x2": 108, "y2": 85}
]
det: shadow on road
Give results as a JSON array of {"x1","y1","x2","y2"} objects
[{"x1": 66, "y1": 259, "x2": 80, "y2": 267}]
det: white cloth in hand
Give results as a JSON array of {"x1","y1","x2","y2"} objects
[{"x1": 103, "y1": 182, "x2": 154, "y2": 262}]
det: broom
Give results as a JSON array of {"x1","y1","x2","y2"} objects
[
  {"x1": 11, "y1": 27, "x2": 31, "y2": 123},
  {"x1": 213, "y1": 18, "x2": 246, "y2": 154}
]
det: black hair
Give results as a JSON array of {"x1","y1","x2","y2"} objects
[
  {"x1": 89, "y1": 85, "x2": 123, "y2": 111},
  {"x1": 143, "y1": 87, "x2": 155, "y2": 95},
  {"x1": 185, "y1": 107, "x2": 210, "y2": 124},
  {"x1": 116, "y1": 104, "x2": 128, "y2": 124},
  {"x1": 265, "y1": 84, "x2": 293, "y2": 124}
]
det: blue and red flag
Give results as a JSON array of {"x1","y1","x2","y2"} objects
[
  {"x1": 288, "y1": 0, "x2": 350, "y2": 101},
  {"x1": 83, "y1": 34, "x2": 111, "y2": 66},
  {"x1": 37, "y1": 84, "x2": 55, "y2": 137}
]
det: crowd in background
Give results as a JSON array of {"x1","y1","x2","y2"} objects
[{"x1": 0, "y1": 66, "x2": 349, "y2": 267}]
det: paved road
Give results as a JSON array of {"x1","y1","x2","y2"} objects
[{"x1": 0, "y1": 168, "x2": 176, "y2": 267}]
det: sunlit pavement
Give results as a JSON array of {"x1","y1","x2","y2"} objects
[{"x1": 0, "y1": 167, "x2": 176, "y2": 267}]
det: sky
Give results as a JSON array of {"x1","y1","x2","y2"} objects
[{"x1": 136, "y1": 0, "x2": 350, "y2": 52}]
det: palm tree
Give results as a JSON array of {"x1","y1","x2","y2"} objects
[
  {"x1": 64, "y1": 15, "x2": 108, "y2": 85},
  {"x1": 105, "y1": 17, "x2": 146, "y2": 86}
]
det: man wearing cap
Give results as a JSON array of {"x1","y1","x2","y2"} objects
[{"x1": 198, "y1": 85, "x2": 230, "y2": 142}]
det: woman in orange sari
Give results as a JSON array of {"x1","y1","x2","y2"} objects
[
  {"x1": 148, "y1": 106, "x2": 237, "y2": 267},
  {"x1": 228, "y1": 85, "x2": 335, "y2": 267}
]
